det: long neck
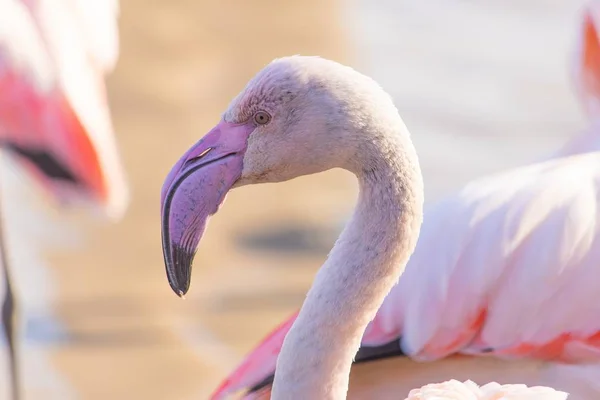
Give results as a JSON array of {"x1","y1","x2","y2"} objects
[{"x1": 271, "y1": 133, "x2": 424, "y2": 399}]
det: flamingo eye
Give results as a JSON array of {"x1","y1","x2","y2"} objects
[{"x1": 253, "y1": 111, "x2": 271, "y2": 125}]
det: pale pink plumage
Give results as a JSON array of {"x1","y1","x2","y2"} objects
[
  {"x1": 363, "y1": 151, "x2": 600, "y2": 362},
  {"x1": 211, "y1": 144, "x2": 600, "y2": 400},
  {"x1": 209, "y1": 2, "x2": 600, "y2": 399},
  {"x1": 404, "y1": 380, "x2": 568, "y2": 400}
]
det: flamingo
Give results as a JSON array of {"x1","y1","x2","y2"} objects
[
  {"x1": 161, "y1": 55, "x2": 425, "y2": 399},
  {"x1": 0, "y1": 0, "x2": 127, "y2": 398},
  {"x1": 404, "y1": 380, "x2": 568, "y2": 400},
  {"x1": 197, "y1": 4, "x2": 600, "y2": 400},
  {"x1": 160, "y1": 54, "x2": 575, "y2": 399}
]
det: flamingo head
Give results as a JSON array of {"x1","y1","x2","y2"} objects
[{"x1": 160, "y1": 55, "x2": 400, "y2": 296}]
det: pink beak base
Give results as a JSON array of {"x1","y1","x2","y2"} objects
[{"x1": 160, "y1": 121, "x2": 253, "y2": 296}]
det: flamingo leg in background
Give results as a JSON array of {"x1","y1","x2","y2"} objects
[{"x1": 0, "y1": 201, "x2": 20, "y2": 400}]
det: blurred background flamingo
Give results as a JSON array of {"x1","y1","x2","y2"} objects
[
  {"x1": 207, "y1": 2, "x2": 600, "y2": 399},
  {"x1": 0, "y1": 0, "x2": 128, "y2": 398}
]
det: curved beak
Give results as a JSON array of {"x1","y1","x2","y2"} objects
[{"x1": 160, "y1": 121, "x2": 252, "y2": 297}]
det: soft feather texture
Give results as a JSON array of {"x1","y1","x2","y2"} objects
[
  {"x1": 211, "y1": 149, "x2": 600, "y2": 400},
  {"x1": 365, "y1": 151, "x2": 600, "y2": 361},
  {"x1": 218, "y1": 55, "x2": 425, "y2": 399},
  {"x1": 404, "y1": 380, "x2": 568, "y2": 400},
  {"x1": 209, "y1": 3, "x2": 600, "y2": 398}
]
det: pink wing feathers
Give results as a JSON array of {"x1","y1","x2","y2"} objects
[
  {"x1": 0, "y1": 0, "x2": 127, "y2": 218},
  {"x1": 210, "y1": 312, "x2": 298, "y2": 399},
  {"x1": 210, "y1": 2, "x2": 600, "y2": 398},
  {"x1": 211, "y1": 152, "x2": 600, "y2": 399},
  {"x1": 368, "y1": 152, "x2": 600, "y2": 362},
  {"x1": 214, "y1": 152, "x2": 600, "y2": 397}
]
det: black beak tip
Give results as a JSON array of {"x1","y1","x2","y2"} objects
[
  {"x1": 164, "y1": 243, "x2": 196, "y2": 299},
  {"x1": 167, "y1": 279, "x2": 189, "y2": 298}
]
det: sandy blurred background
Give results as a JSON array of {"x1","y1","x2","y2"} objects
[{"x1": 0, "y1": 0, "x2": 593, "y2": 399}]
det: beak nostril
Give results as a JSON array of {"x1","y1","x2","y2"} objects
[
  {"x1": 197, "y1": 148, "x2": 212, "y2": 158},
  {"x1": 185, "y1": 147, "x2": 213, "y2": 167}
]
